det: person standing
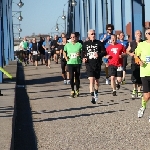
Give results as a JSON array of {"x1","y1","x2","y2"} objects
[
  {"x1": 100, "y1": 24, "x2": 114, "y2": 85},
  {"x1": 63, "y1": 33, "x2": 82, "y2": 98},
  {"x1": 82, "y1": 29, "x2": 106, "y2": 104},
  {"x1": 126, "y1": 30, "x2": 143, "y2": 98},
  {"x1": 105, "y1": 34, "x2": 126, "y2": 96}
]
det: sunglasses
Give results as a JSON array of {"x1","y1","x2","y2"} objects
[
  {"x1": 146, "y1": 32, "x2": 150, "y2": 35},
  {"x1": 91, "y1": 33, "x2": 95, "y2": 35},
  {"x1": 107, "y1": 29, "x2": 112, "y2": 30},
  {"x1": 70, "y1": 37, "x2": 75, "y2": 38}
]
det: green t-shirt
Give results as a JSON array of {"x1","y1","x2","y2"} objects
[
  {"x1": 23, "y1": 41, "x2": 28, "y2": 49},
  {"x1": 64, "y1": 42, "x2": 82, "y2": 64},
  {"x1": 135, "y1": 41, "x2": 150, "y2": 77}
]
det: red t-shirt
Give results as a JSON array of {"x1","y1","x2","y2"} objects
[{"x1": 106, "y1": 43, "x2": 125, "y2": 67}]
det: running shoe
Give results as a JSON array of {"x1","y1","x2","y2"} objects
[
  {"x1": 91, "y1": 97, "x2": 96, "y2": 104},
  {"x1": 94, "y1": 91, "x2": 98, "y2": 102},
  {"x1": 132, "y1": 90, "x2": 137, "y2": 98},
  {"x1": 70, "y1": 91, "x2": 75, "y2": 98},
  {"x1": 75, "y1": 90, "x2": 79, "y2": 97},
  {"x1": 64, "y1": 80, "x2": 67, "y2": 84},
  {"x1": 112, "y1": 91, "x2": 117, "y2": 96},
  {"x1": 138, "y1": 107, "x2": 145, "y2": 118}
]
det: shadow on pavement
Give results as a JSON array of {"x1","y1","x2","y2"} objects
[
  {"x1": 10, "y1": 62, "x2": 37, "y2": 150},
  {"x1": 33, "y1": 110, "x2": 125, "y2": 122}
]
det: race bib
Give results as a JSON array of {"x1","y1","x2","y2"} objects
[
  {"x1": 89, "y1": 52, "x2": 96, "y2": 59},
  {"x1": 33, "y1": 51, "x2": 37, "y2": 55},
  {"x1": 70, "y1": 53, "x2": 77, "y2": 59},
  {"x1": 117, "y1": 66, "x2": 123, "y2": 71},
  {"x1": 146, "y1": 56, "x2": 150, "y2": 63}
]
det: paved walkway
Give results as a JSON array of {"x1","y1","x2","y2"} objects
[
  {"x1": 21, "y1": 61, "x2": 150, "y2": 150},
  {"x1": 0, "y1": 61, "x2": 17, "y2": 150}
]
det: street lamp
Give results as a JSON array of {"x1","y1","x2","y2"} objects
[
  {"x1": 55, "y1": 23, "x2": 59, "y2": 31},
  {"x1": 13, "y1": 24, "x2": 22, "y2": 32},
  {"x1": 61, "y1": 10, "x2": 66, "y2": 33},
  {"x1": 17, "y1": 0, "x2": 24, "y2": 8},
  {"x1": 71, "y1": 0, "x2": 77, "y2": 7},
  {"x1": 12, "y1": 11, "x2": 23, "y2": 21}
]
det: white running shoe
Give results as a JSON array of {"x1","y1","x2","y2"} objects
[
  {"x1": 64, "y1": 80, "x2": 67, "y2": 84},
  {"x1": 94, "y1": 91, "x2": 98, "y2": 102},
  {"x1": 106, "y1": 78, "x2": 109, "y2": 85},
  {"x1": 138, "y1": 107, "x2": 145, "y2": 118}
]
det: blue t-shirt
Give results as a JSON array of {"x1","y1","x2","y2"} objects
[
  {"x1": 28, "y1": 42, "x2": 32, "y2": 51},
  {"x1": 117, "y1": 40, "x2": 128, "y2": 49},
  {"x1": 58, "y1": 37, "x2": 62, "y2": 43},
  {"x1": 99, "y1": 34, "x2": 111, "y2": 48}
]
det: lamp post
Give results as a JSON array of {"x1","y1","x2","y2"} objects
[
  {"x1": 141, "y1": 0, "x2": 145, "y2": 40},
  {"x1": 13, "y1": 24, "x2": 22, "y2": 32},
  {"x1": 61, "y1": 10, "x2": 66, "y2": 33},
  {"x1": 12, "y1": 11, "x2": 23, "y2": 21},
  {"x1": 13, "y1": 0, "x2": 24, "y2": 8}
]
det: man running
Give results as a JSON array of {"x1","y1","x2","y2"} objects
[
  {"x1": 82, "y1": 29, "x2": 106, "y2": 104},
  {"x1": 100, "y1": 24, "x2": 114, "y2": 84},
  {"x1": 64, "y1": 32, "x2": 82, "y2": 98},
  {"x1": 105, "y1": 34, "x2": 126, "y2": 96},
  {"x1": 134, "y1": 28, "x2": 150, "y2": 119},
  {"x1": 42, "y1": 36, "x2": 52, "y2": 68},
  {"x1": 126, "y1": 30, "x2": 143, "y2": 98},
  {"x1": 58, "y1": 36, "x2": 70, "y2": 84},
  {"x1": 117, "y1": 32, "x2": 129, "y2": 84}
]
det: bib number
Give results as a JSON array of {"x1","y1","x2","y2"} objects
[
  {"x1": 33, "y1": 51, "x2": 37, "y2": 55},
  {"x1": 146, "y1": 56, "x2": 150, "y2": 63},
  {"x1": 117, "y1": 66, "x2": 123, "y2": 71},
  {"x1": 70, "y1": 53, "x2": 77, "y2": 59},
  {"x1": 89, "y1": 52, "x2": 96, "y2": 59}
]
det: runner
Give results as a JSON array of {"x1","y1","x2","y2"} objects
[
  {"x1": 58, "y1": 37, "x2": 70, "y2": 84},
  {"x1": 19, "y1": 37, "x2": 29, "y2": 66},
  {"x1": 42, "y1": 36, "x2": 52, "y2": 68},
  {"x1": 82, "y1": 29, "x2": 106, "y2": 104},
  {"x1": 105, "y1": 34, "x2": 126, "y2": 96},
  {"x1": 64, "y1": 32, "x2": 82, "y2": 98},
  {"x1": 134, "y1": 28, "x2": 150, "y2": 118},
  {"x1": 30, "y1": 37, "x2": 39, "y2": 69},
  {"x1": 38, "y1": 37, "x2": 45, "y2": 65},
  {"x1": 117, "y1": 32, "x2": 129, "y2": 84},
  {"x1": 126, "y1": 30, "x2": 143, "y2": 98},
  {"x1": 100, "y1": 24, "x2": 114, "y2": 84}
]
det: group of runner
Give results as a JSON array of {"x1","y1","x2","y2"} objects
[{"x1": 19, "y1": 24, "x2": 150, "y2": 121}]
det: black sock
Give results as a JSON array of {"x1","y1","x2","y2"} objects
[
  {"x1": 91, "y1": 92, "x2": 94, "y2": 96},
  {"x1": 95, "y1": 90, "x2": 98, "y2": 94}
]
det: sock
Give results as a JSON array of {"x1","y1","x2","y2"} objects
[
  {"x1": 105, "y1": 66, "x2": 108, "y2": 78},
  {"x1": 91, "y1": 92, "x2": 94, "y2": 96},
  {"x1": 95, "y1": 89, "x2": 98, "y2": 94},
  {"x1": 142, "y1": 97, "x2": 147, "y2": 109}
]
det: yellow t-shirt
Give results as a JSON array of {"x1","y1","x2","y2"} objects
[{"x1": 135, "y1": 41, "x2": 150, "y2": 77}]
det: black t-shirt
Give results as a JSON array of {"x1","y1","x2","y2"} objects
[
  {"x1": 38, "y1": 40, "x2": 45, "y2": 52},
  {"x1": 82, "y1": 40, "x2": 106, "y2": 67},
  {"x1": 129, "y1": 39, "x2": 143, "y2": 64},
  {"x1": 52, "y1": 40, "x2": 59, "y2": 49},
  {"x1": 32, "y1": 42, "x2": 38, "y2": 51},
  {"x1": 58, "y1": 45, "x2": 66, "y2": 62},
  {"x1": 77, "y1": 40, "x2": 83, "y2": 45}
]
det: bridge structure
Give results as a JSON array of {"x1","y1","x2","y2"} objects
[{"x1": 0, "y1": 0, "x2": 147, "y2": 83}]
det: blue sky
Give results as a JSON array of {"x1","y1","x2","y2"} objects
[{"x1": 12, "y1": 0, "x2": 150, "y2": 37}]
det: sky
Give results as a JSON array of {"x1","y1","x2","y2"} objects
[{"x1": 12, "y1": 0, "x2": 150, "y2": 38}]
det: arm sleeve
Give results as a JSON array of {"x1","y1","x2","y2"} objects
[
  {"x1": 81, "y1": 43, "x2": 86, "y2": 58},
  {"x1": 42, "y1": 41, "x2": 45, "y2": 46},
  {"x1": 98, "y1": 42, "x2": 107, "y2": 58}
]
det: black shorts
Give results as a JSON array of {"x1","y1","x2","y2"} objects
[
  {"x1": 122, "y1": 55, "x2": 127, "y2": 71},
  {"x1": 131, "y1": 64, "x2": 142, "y2": 84},
  {"x1": 86, "y1": 65, "x2": 101, "y2": 79},
  {"x1": 141, "y1": 77, "x2": 150, "y2": 93},
  {"x1": 32, "y1": 55, "x2": 38, "y2": 61},
  {"x1": 61, "y1": 60, "x2": 68, "y2": 74},
  {"x1": 108, "y1": 65, "x2": 123, "y2": 77}
]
